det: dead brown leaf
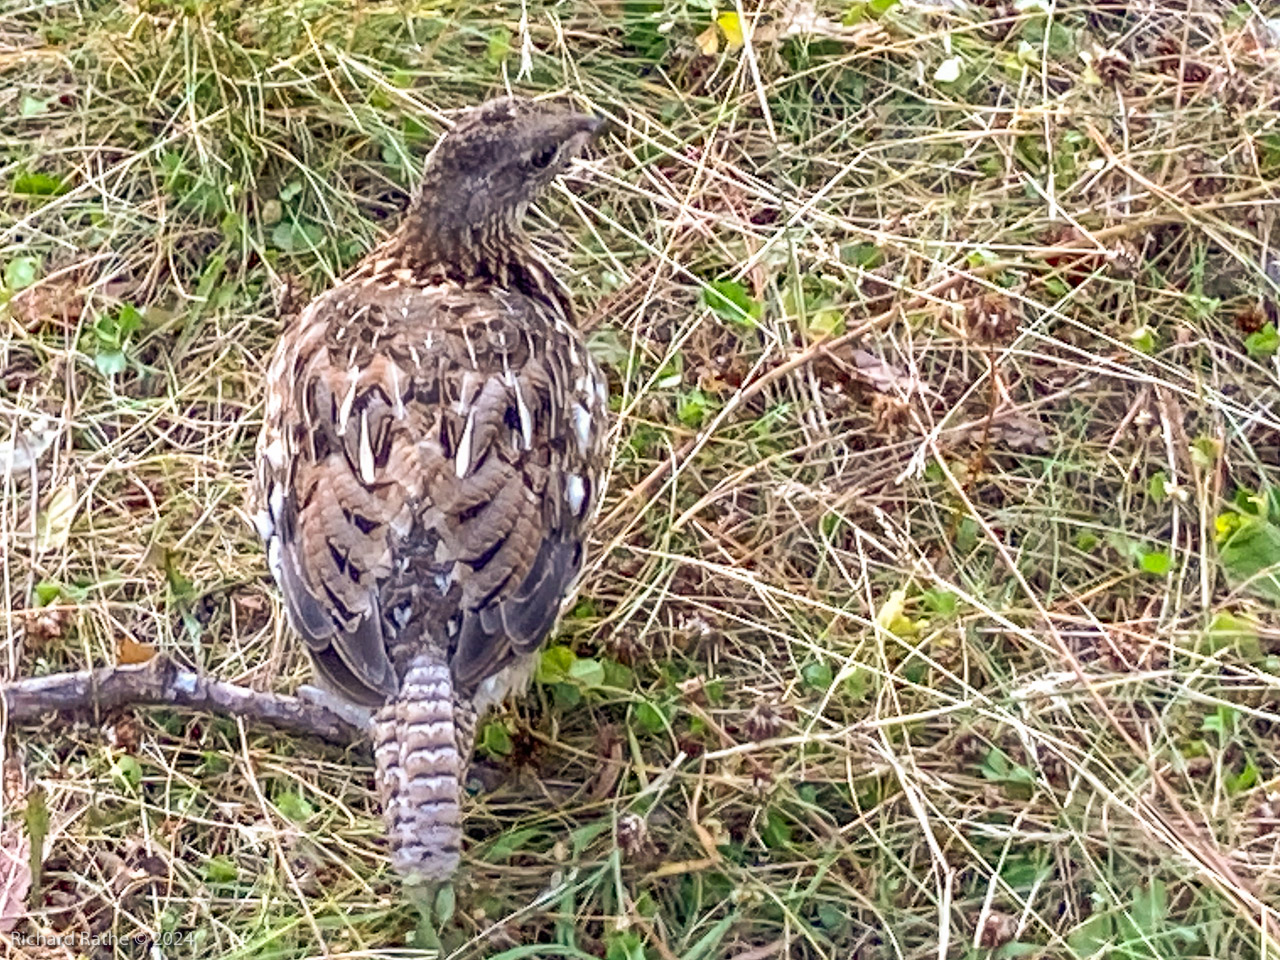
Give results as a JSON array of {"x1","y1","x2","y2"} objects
[
  {"x1": 0, "y1": 824, "x2": 32, "y2": 933},
  {"x1": 117, "y1": 635, "x2": 158, "y2": 665},
  {"x1": 8, "y1": 274, "x2": 85, "y2": 331},
  {"x1": 816, "y1": 345, "x2": 918, "y2": 397},
  {"x1": 985, "y1": 412, "x2": 1052, "y2": 452},
  {"x1": 35, "y1": 476, "x2": 77, "y2": 555}
]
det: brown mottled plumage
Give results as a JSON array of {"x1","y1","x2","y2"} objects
[{"x1": 254, "y1": 97, "x2": 608, "y2": 883}]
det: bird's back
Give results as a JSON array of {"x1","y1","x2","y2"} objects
[{"x1": 256, "y1": 255, "x2": 607, "y2": 879}]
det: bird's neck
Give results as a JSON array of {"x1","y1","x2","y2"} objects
[
  {"x1": 391, "y1": 203, "x2": 523, "y2": 276},
  {"x1": 382, "y1": 201, "x2": 574, "y2": 321}
]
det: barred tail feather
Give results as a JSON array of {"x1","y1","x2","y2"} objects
[{"x1": 373, "y1": 651, "x2": 469, "y2": 882}]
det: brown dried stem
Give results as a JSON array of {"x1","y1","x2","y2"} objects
[{"x1": 0, "y1": 656, "x2": 365, "y2": 745}]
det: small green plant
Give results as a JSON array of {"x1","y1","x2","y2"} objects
[
  {"x1": 1215, "y1": 487, "x2": 1280, "y2": 602},
  {"x1": 979, "y1": 746, "x2": 1035, "y2": 800},
  {"x1": 1244, "y1": 321, "x2": 1279, "y2": 358},
  {"x1": 3, "y1": 255, "x2": 38, "y2": 293},
  {"x1": 703, "y1": 278, "x2": 762, "y2": 328},
  {"x1": 274, "y1": 790, "x2": 315, "y2": 823},
  {"x1": 86, "y1": 303, "x2": 142, "y2": 377}
]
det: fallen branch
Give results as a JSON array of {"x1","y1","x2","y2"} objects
[{"x1": 0, "y1": 655, "x2": 366, "y2": 745}]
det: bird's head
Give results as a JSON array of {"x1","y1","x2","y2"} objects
[{"x1": 410, "y1": 96, "x2": 603, "y2": 244}]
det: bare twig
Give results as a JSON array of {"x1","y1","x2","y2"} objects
[{"x1": 0, "y1": 656, "x2": 365, "y2": 745}]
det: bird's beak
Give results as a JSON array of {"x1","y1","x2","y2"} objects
[{"x1": 578, "y1": 112, "x2": 609, "y2": 140}]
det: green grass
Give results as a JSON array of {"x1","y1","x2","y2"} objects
[{"x1": 3, "y1": 0, "x2": 1280, "y2": 957}]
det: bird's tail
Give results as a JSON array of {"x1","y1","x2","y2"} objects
[{"x1": 372, "y1": 648, "x2": 474, "y2": 882}]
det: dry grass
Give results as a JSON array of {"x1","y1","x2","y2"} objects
[{"x1": 3, "y1": 0, "x2": 1280, "y2": 957}]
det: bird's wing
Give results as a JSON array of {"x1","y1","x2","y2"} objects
[{"x1": 256, "y1": 274, "x2": 607, "y2": 706}]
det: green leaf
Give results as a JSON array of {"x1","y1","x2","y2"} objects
[
  {"x1": 606, "y1": 929, "x2": 646, "y2": 960},
  {"x1": 1226, "y1": 756, "x2": 1259, "y2": 794},
  {"x1": 1201, "y1": 611, "x2": 1262, "y2": 660},
  {"x1": 94, "y1": 349, "x2": 127, "y2": 377},
  {"x1": 1021, "y1": 17, "x2": 1074, "y2": 57},
  {"x1": 200, "y1": 751, "x2": 230, "y2": 775},
  {"x1": 801, "y1": 660, "x2": 833, "y2": 690},
  {"x1": 204, "y1": 856, "x2": 238, "y2": 884},
  {"x1": 805, "y1": 308, "x2": 844, "y2": 339},
  {"x1": 1245, "y1": 322, "x2": 1280, "y2": 359},
  {"x1": 602, "y1": 659, "x2": 635, "y2": 689},
  {"x1": 1129, "y1": 324, "x2": 1156, "y2": 354},
  {"x1": 25, "y1": 786, "x2": 48, "y2": 891},
  {"x1": 1201, "y1": 704, "x2": 1237, "y2": 740},
  {"x1": 761, "y1": 808, "x2": 792, "y2": 848},
  {"x1": 994, "y1": 944, "x2": 1043, "y2": 958},
  {"x1": 1190, "y1": 435, "x2": 1221, "y2": 470},
  {"x1": 981, "y1": 747, "x2": 1034, "y2": 786},
  {"x1": 567, "y1": 657, "x2": 606, "y2": 688},
  {"x1": 1068, "y1": 911, "x2": 1113, "y2": 956},
  {"x1": 13, "y1": 171, "x2": 68, "y2": 196},
  {"x1": 271, "y1": 219, "x2": 323, "y2": 254},
  {"x1": 955, "y1": 515, "x2": 980, "y2": 553},
  {"x1": 1216, "y1": 504, "x2": 1280, "y2": 602},
  {"x1": 487, "y1": 27, "x2": 512, "y2": 64},
  {"x1": 4, "y1": 256, "x2": 38, "y2": 291},
  {"x1": 1128, "y1": 879, "x2": 1167, "y2": 934},
  {"x1": 551, "y1": 681, "x2": 581, "y2": 709},
  {"x1": 275, "y1": 790, "x2": 314, "y2": 823},
  {"x1": 703, "y1": 279, "x2": 762, "y2": 327},
  {"x1": 434, "y1": 882, "x2": 456, "y2": 926},
  {"x1": 113, "y1": 755, "x2": 143, "y2": 791},
  {"x1": 843, "y1": 665, "x2": 871, "y2": 701},
  {"x1": 840, "y1": 241, "x2": 883, "y2": 268},
  {"x1": 92, "y1": 304, "x2": 142, "y2": 361},
  {"x1": 676, "y1": 389, "x2": 710, "y2": 427},
  {"x1": 816, "y1": 902, "x2": 844, "y2": 930},
  {"x1": 537, "y1": 644, "x2": 576, "y2": 684},
  {"x1": 194, "y1": 253, "x2": 227, "y2": 307},
  {"x1": 569, "y1": 819, "x2": 611, "y2": 857},
  {"x1": 683, "y1": 914, "x2": 735, "y2": 960},
  {"x1": 920, "y1": 588, "x2": 957, "y2": 616},
  {"x1": 479, "y1": 721, "x2": 513, "y2": 756},
  {"x1": 1185, "y1": 293, "x2": 1220, "y2": 319},
  {"x1": 587, "y1": 325, "x2": 631, "y2": 369},
  {"x1": 115, "y1": 303, "x2": 142, "y2": 339},
  {"x1": 1148, "y1": 470, "x2": 1169, "y2": 500},
  {"x1": 20, "y1": 95, "x2": 50, "y2": 118},
  {"x1": 634, "y1": 699, "x2": 667, "y2": 735},
  {"x1": 1139, "y1": 550, "x2": 1172, "y2": 576},
  {"x1": 485, "y1": 827, "x2": 539, "y2": 862},
  {"x1": 1044, "y1": 276, "x2": 1070, "y2": 297}
]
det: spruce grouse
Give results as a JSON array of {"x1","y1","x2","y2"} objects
[{"x1": 254, "y1": 97, "x2": 608, "y2": 882}]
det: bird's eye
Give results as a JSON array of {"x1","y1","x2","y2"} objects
[{"x1": 529, "y1": 145, "x2": 559, "y2": 170}]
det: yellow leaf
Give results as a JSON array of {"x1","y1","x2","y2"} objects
[
  {"x1": 717, "y1": 10, "x2": 745, "y2": 49},
  {"x1": 875, "y1": 588, "x2": 907, "y2": 631},
  {"x1": 35, "y1": 477, "x2": 77, "y2": 555},
  {"x1": 695, "y1": 23, "x2": 719, "y2": 55},
  {"x1": 118, "y1": 636, "x2": 158, "y2": 665}
]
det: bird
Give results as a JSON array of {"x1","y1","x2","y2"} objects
[{"x1": 253, "y1": 96, "x2": 609, "y2": 883}]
